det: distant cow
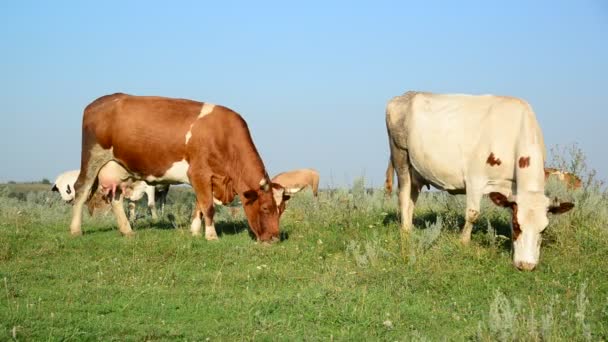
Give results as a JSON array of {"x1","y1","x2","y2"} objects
[
  {"x1": 271, "y1": 168, "x2": 320, "y2": 197},
  {"x1": 69, "y1": 93, "x2": 287, "y2": 242},
  {"x1": 51, "y1": 170, "x2": 80, "y2": 202},
  {"x1": 386, "y1": 91, "x2": 574, "y2": 271},
  {"x1": 544, "y1": 168, "x2": 582, "y2": 189},
  {"x1": 52, "y1": 169, "x2": 169, "y2": 220}
]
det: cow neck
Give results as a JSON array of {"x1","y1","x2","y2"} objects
[{"x1": 227, "y1": 144, "x2": 269, "y2": 195}]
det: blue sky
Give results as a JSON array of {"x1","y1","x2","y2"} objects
[{"x1": 1, "y1": 0, "x2": 606, "y2": 187}]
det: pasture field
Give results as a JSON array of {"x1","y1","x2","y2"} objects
[{"x1": 1, "y1": 170, "x2": 607, "y2": 340}]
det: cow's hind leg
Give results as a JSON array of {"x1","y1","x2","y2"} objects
[
  {"x1": 190, "y1": 173, "x2": 218, "y2": 240},
  {"x1": 69, "y1": 145, "x2": 113, "y2": 236},
  {"x1": 397, "y1": 170, "x2": 420, "y2": 232},
  {"x1": 461, "y1": 190, "x2": 482, "y2": 245},
  {"x1": 390, "y1": 141, "x2": 419, "y2": 232},
  {"x1": 128, "y1": 201, "x2": 137, "y2": 222},
  {"x1": 144, "y1": 186, "x2": 158, "y2": 220}
]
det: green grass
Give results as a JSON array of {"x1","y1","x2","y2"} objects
[{"x1": 0, "y1": 176, "x2": 607, "y2": 341}]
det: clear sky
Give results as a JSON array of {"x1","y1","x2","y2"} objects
[{"x1": 1, "y1": 0, "x2": 606, "y2": 187}]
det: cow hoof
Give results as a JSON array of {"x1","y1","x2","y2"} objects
[
  {"x1": 191, "y1": 231, "x2": 202, "y2": 237},
  {"x1": 122, "y1": 231, "x2": 136, "y2": 237},
  {"x1": 460, "y1": 237, "x2": 471, "y2": 245},
  {"x1": 70, "y1": 230, "x2": 83, "y2": 237},
  {"x1": 205, "y1": 234, "x2": 219, "y2": 241}
]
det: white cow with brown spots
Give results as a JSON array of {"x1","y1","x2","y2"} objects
[{"x1": 386, "y1": 91, "x2": 574, "y2": 271}]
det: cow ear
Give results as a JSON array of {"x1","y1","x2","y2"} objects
[
  {"x1": 271, "y1": 185, "x2": 285, "y2": 206},
  {"x1": 282, "y1": 194, "x2": 291, "y2": 203},
  {"x1": 489, "y1": 192, "x2": 515, "y2": 208},
  {"x1": 243, "y1": 190, "x2": 259, "y2": 205},
  {"x1": 51, "y1": 184, "x2": 58, "y2": 192},
  {"x1": 548, "y1": 202, "x2": 575, "y2": 214}
]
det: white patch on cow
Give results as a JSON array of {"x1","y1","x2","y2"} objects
[
  {"x1": 145, "y1": 159, "x2": 190, "y2": 184},
  {"x1": 184, "y1": 103, "x2": 215, "y2": 145},
  {"x1": 213, "y1": 197, "x2": 223, "y2": 205},
  {"x1": 286, "y1": 187, "x2": 302, "y2": 194},
  {"x1": 272, "y1": 186, "x2": 285, "y2": 206},
  {"x1": 198, "y1": 103, "x2": 215, "y2": 118},
  {"x1": 259, "y1": 178, "x2": 267, "y2": 186},
  {"x1": 185, "y1": 130, "x2": 193, "y2": 145},
  {"x1": 127, "y1": 181, "x2": 148, "y2": 201}
]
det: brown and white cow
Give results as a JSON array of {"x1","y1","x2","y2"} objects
[
  {"x1": 544, "y1": 168, "x2": 582, "y2": 190},
  {"x1": 271, "y1": 168, "x2": 320, "y2": 197},
  {"x1": 70, "y1": 93, "x2": 286, "y2": 242},
  {"x1": 386, "y1": 91, "x2": 574, "y2": 271}
]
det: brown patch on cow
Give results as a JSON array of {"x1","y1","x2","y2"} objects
[
  {"x1": 518, "y1": 156, "x2": 531, "y2": 168},
  {"x1": 486, "y1": 153, "x2": 502, "y2": 166},
  {"x1": 511, "y1": 203, "x2": 522, "y2": 241}
]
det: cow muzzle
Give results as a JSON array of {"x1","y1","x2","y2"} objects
[{"x1": 514, "y1": 261, "x2": 537, "y2": 271}]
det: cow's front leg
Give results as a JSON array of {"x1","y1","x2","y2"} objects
[
  {"x1": 190, "y1": 174, "x2": 218, "y2": 241},
  {"x1": 461, "y1": 191, "x2": 481, "y2": 245}
]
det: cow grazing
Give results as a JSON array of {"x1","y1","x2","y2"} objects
[
  {"x1": 69, "y1": 93, "x2": 286, "y2": 242},
  {"x1": 544, "y1": 168, "x2": 582, "y2": 190},
  {"x1": 51, "y1": 170, "x2": 80, "y2": 202},
  {"x1": 271, "y1": 168, "x2": 320, "y2": 197},
  {"x1": 52, "y1": 169, "x2": 169, "y2": 220},
  {"x1": 386, "y1": 91, "x2": 574, "y2": 271}
]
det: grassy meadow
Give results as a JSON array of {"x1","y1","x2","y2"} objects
[{"x1": 1, "y1": 150, "x2": 607, "y2": 340}]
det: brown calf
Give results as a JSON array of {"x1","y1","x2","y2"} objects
[
  {"x1": 271, "y1": 168, "x2": 320, "y2": 197},
  {"x1": 70, "y1": 93, "x2": 286, "y2": 242},
  {"x1": 544, "y1": 168, "x2": 582, "y2": 190}
]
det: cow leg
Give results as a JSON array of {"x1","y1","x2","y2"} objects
[
  {"x1": 145, "y1": 186, "x2": 158, "y2": 220},
  {"x1": 396, "y1": 170, "x2": 420, "y2": 232},
  {"x1": 384, "y1": 158, "x2": 394, "y2": 197},
  {"x1": 128, "y1": 201, "x2": 137, "y2": 222},
  {"x1": 190, "y1": 175, "x2": 218, "y2": 240},
  {"x1": 157, "y1": 187, "x2": 168, "y2": 217},
  {"x1": 111, "y1": 194, "x2": 134, "y2": 236},
  {"x1": 312, "y1": 177, "x2": 319, "y2": 198},
  {"x1": 391, "y1": 142, "x2": 419, "y2": 232},
  {"x1": 190, "y1": 204, "x2": 203, "y2": 236},
  {"x1": 69, "y1": 145, "x2": 113, "y2": 236},
  {"x1": 461, "y1": 191, "x2": 482, "y2": 245}
]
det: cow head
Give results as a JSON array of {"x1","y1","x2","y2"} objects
[
  {"x1": 489, "y1": 192, "x2": 574, "y2": 271},
  {"x1": 242, "y1": 179, "x2": 288, "y2": 242},
  {"x1": 52, "y1": 183, "x2": 76, "y2": 203}
]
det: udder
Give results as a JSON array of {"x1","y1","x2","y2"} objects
[{"x1": 97, "y1": 161, "x2": 135, "y2": 200}]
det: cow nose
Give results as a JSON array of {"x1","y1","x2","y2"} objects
[
  {"x1": 270, "y1": 236, "x2": 279, "y2": 243},
  {"x1": 515, "y1": 261, "x2": 537, "y2": 271}
]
